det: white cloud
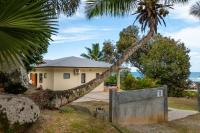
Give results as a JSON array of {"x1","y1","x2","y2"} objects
[
  {"x1": 51, "y1": 25, "x2": 114, "y2": 43},
  {"x1": 165, "y1": 26, "x2": 200, "y2": 71},
  {"x1": 62, "y1": 26, "x2": 113, "y2": 33},
  {"x1": 189, "y1": 52, "x2": 200, "y2": 72},
  {"x1": 166, "y1": 26, "x2": 200, "y2": 50},
  {"x1": 51, "y1": 34, "x2": 97, "y2": 43},
  {"x1": 169, "y1": 0, "x2": 199, "y2": 22}
]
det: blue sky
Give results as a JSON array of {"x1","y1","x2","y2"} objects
[{"x1": 45, "y1": 0, "x2": 200, "y2": 72}]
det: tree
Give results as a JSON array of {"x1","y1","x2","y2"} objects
[
  {"x1": 0, "y1": 0, "x2": 57, "y2": 71},
  {"x1": 81, "y1": 43, "x2": 103, "y2": 61},
  {"x1": 190, "y1": 1, "x2": 200, "y2": 19},
  {"x1": 116, "y1": 25, "x2": 146, "y2": 71},
  {"x1": 23, "y1": 44, "x2": 49, "y2": 71},
  {"x1": 139, "y1": 35, "x2": 190, "y2": 96},
  {"x1": 102, "y1": 40, "x2": 117, "y2": 64}
]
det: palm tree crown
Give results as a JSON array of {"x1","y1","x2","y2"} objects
[
  {"x1": 81, "y1": 43, "x2": 103, "y2": 61},
  {"x1": 190, "y1": 1, "x2": 200, "y2": 19},
  {"x1": 85, "y1": 0, "x2": 188, "y2": 33}
]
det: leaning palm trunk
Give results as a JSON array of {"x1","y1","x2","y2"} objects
[{"x1": 29, "y1": 29, "x2": 154, "y2": 109}]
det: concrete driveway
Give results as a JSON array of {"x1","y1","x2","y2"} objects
[{"x1": 73, "y1": 90, "x2": 109, "y2": 103}]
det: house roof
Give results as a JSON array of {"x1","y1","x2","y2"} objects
[{"x1": 36, "y1": 56, "x2": 112, "y2": 68}]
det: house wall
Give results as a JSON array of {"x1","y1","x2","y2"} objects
[
  {"x1": 29, "y1": 67, "x2": 107, "y2": 91},
  {"x1": 30, "y1": 68, "x2": 54, "y2": 90}
]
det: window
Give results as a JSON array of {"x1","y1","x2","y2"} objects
[
  {"x1": 81, "y1": 73, "x2": 86, "y2": 83},
  {"x1": 44, "y1": 73, "x2": 47, "y2": 78},
  {"x1": 63, "y1": 73, "x2": 70, "y2": 79},
  {"x1": 96, "y1": 73, "x2": 100, "y2": 78},
  {"x1": 39, "y1": 73, "x2": 43, "y2": 83}
]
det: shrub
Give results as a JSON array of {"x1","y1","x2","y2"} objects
[
  {"x1": 183, "y1": 91, "x2": 198, "y2": 98},
  {"x1": 105, "y1": 74, "x2": 117, "y2": 86},
  {"x1": 121, "y1": 73, "x2": 159, "y2": 90},
  {"x1": 122, "y1": 74, "x2": 138, "y2": 90},
  {"x1": 4, "y1": 83, "x2": 27, "y2": 94}
]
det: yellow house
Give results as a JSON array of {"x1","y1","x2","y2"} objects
[{"x1": 29, "y1": 56, "x2": 111, "y2": 91}]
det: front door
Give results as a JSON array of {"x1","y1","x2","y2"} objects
[{"x1": 31, "y1": 73, "x2": 37, "y2": 86}]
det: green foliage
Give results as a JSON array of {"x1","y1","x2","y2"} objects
[
  {"x1": 59, "y1": 106, "x2": 75, "y2": 113},
  {"x1": 183, "y1": 91, "x2": 198, "y2": 98},
  {"x1": 81, "y1": 43, "x2": 103, "y2": 61},
  {"x1": 121, "y1": 73, "x2": 159, "y2": 90},
  {"x1": 116, "y1": 25, "x2": 146, "y2": 71},
  {"x1": 0, "y1": 0, "x2": 57, "y2": 71},
  {"x1": 140, "y1": 35, "x2": 190, "y2": 97},
  {"x1": 102, "y1": 40, "x2": 117, "y2": 64},
  {"x1": 4, "y1": 83, "x2": 27, "y2": 94},
  {"x1": 116, "y1": 25, "x2": 139, "y2": 53},
  {"x1": 105, "y1": 74, "x2": 117, "y2": 86},
  {"x1": 23, "y1": 44, "x2": 49, "y2": 71}
]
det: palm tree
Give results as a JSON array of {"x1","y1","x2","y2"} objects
[
  {"x1": 190, "y1": 1, "x2": 200, "y2": 19},
  {"x1": 81, "y1": 43, "x2": 103, "y2": 61},
  {"x1": 0, "y1": 0, "x2": 57, "y2": 71}
]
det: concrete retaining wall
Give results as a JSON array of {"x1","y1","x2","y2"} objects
[{"x1": 109, "y1": 86, "x2": 168, "y2": 125}]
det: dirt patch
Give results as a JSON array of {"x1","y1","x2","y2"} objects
[{"x1": 127, "y1": 113, "x2": 200, "y2": 133}]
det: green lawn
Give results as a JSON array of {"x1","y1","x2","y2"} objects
[{"x1": 168, "y1": 97, "x2": 198, "y2": 111}]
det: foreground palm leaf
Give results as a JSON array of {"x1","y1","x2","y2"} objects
[
  {"x1": 0, "y1": 0, "x2": 57, "y2": 71},
  {"x1": 190, "y1": 1, "x2": 200, "y2": 19}
]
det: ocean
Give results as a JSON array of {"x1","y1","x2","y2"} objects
[{"x1": 132, "y1": 72, "x2": 200, "y2": 83}]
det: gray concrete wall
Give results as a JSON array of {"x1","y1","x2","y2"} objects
[{"x1": 110, "y1": 86, "x2": 168, "y2": 125}]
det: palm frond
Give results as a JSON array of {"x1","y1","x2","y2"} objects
[
  {"x1": 0, "y1": 0, "x2": 57, "y2": 71},
  {"x1": 190, "y1": 1, "x2": 200, "y2": 19},
  {"x1": 85, "y1": 0, "x2": 137, "y2": 19},
  {"x1": 80, "y1": 53, "x2": 91, "y2": 59},
  {"x1": 46, "y1": 0, "x2": 80, "y2": 16}
]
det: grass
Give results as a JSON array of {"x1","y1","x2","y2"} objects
[
  {"x1": 23, "y1": 106, "x2": 131, "y2": 133},
  {"x1": 168, "y1": 97, "x2": 198, "y2": 111}
]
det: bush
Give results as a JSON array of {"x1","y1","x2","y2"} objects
[
  {"x1": 105, "y1": 74, "x2": 117, "y2": 86},
  {"x1": 121, "y1": 73, "x2": 159, "y2": 90},
  {"x1": 183, "y1": 91, "x2": 198, "y2": 98},
  {"x1": 4, "y1": 83, "x2": 27, "y2": 94}
]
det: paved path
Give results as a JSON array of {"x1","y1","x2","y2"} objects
[
  {"x1": 73, "y1": 91, "x2": 109, "y2": 103},
  {"x1": 74, "y1": 91, "x2": 199, "y2": 121},
  {"x1": 168, "y1": 107, "x2": 198, "y2": 121}
]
